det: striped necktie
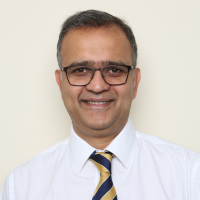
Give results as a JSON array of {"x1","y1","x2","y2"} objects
[{"x1": 89, "y1": 151, "x2": 117, "y2": 200}]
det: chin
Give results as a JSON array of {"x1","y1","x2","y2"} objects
[{"x1": 83, "y1": 116, "x2": 113, "y2": 130}]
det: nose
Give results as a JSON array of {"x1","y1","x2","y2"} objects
[{"x1": 85, "y1": 70, "x2": 110, "y2": 93}]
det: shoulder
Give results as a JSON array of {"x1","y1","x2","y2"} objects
[
  {"x1": 8, "y1": 138, "x2": 70, "y2": 180},
  {"x1": 0, "y1": 139, "x2": 70, "y2": 199},
  {"x1": 135, "y1": 130, "x2": 200, "y2": 156},
  {"x1": 134, "y1": 131, "x2": 200, "y2": 198},
  {"x1": 18, "y1": 138, "x2": 69, "y2": 169},
  {"x1": 135, "y1": 130, "x2": 200, "y2": 169}
]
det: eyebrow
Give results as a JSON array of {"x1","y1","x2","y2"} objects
[{"x1": 64, "y1": 60, "x2": 127, "y2": 68}]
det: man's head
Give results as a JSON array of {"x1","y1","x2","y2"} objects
[
  {"x1": 55, "y1": 10, "x2": 141, "y2": 149},
  {"x1": 57, "y1": 10, "x2": 138, "y2": 69}
]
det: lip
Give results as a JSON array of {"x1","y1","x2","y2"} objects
[{"x1": 80, "y1": 98, "x2": 114, "y2": 109}]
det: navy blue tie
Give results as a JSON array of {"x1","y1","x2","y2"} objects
[{"x1": 89, "y1": 151, "x2": 117, "y2": 200}]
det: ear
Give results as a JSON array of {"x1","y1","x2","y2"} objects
[
  {"x1": 132, "y1": 68, "x2": 141, "y2": 100},
  {"x1": 55, "y1": 69, "x2": 63, "y2": 99}
]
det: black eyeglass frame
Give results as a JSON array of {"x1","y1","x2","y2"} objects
[{"x1": 61, "y1": 65, "x2": 135, "y2": 86}]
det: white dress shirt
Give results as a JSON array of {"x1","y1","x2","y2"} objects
[{"x1": 1, "y1": 117, "x2": 200, "y2": 200}]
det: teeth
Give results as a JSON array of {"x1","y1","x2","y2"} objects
[{"x1": 87, "y1": 101, "x2": 108, "y2": 105}]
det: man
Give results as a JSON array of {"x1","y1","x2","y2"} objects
[{"x1": 1, "y1": 10, "x2": 200, "y2": 200}]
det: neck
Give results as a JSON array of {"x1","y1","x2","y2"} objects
[
  {"x1": 86, "y1": 135, "x2": 116, "y2": 150},
  {"x1": 72, "y1": 117, "x2": 128, "y2": 150}
]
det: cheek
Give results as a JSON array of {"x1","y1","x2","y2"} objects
[
  {"x1": 61, "y1": 84, "x2": 81, "y2": 112},
  {"x1": 115, "y1": 84, "x2": 133, "y2": 108}
]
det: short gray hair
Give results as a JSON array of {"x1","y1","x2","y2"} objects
[{"x1": 57, "y1": 10, "x2": 137, "y2": 68}]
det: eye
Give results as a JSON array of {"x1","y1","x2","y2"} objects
[
  {"x1": 68, "y1": 66, "x2": 92, "y2": 76},
  {"x1": 103, "y1": 66, "x2": 128, "y2": 78},
  {"x1": 109, "y1": 68, "x2": 121, "y2": 73},
  {"x1": 75, "y1": 68, "x2": 88, "y2": 73}
]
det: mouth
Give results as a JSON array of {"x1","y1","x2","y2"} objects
[
  {"x1": 80, "y1": 98, "x2": 114, "y2": 108},
  {"x1": 86, "y1": 101, "x2": 110, "y2": 105}
]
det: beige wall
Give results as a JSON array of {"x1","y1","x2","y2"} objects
[{"x1": 0, "y1": 0, "x2": 200, "y2": 188}]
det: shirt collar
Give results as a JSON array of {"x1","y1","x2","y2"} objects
[
  {"x1": 105, "y1": 117, "x2": 136, "y2": 168},
  {"x1": 69, "y1": 117, "x2": 136, "y2": 173}
]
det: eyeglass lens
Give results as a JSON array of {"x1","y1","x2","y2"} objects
[{"x1": 66, "y1": 65, "x2": 129, "y2": 86}]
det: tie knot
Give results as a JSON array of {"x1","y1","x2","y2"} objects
[{"x1": 89, "y1": 151, "x2": 114, "y2": 174}]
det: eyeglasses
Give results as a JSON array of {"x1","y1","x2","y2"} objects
[{"x1": 61, "y1": 65, "x2": 135, "y2": 86}]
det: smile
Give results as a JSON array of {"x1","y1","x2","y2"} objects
[{"x1": 87, "y1": 101, "x2": 109, "y2": 105}]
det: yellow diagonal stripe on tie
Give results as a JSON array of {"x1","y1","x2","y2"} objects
[
  {"x1": 96, "y1": 153, "x2": 112, "y2": 162},
  {"x1": 101, "y1": 185, "x2": 117, "y2": 200},
  {"x1": 89, "y1": 159, "x2": 109, "y2": 173},
  {"x1": 93, "y1": 173, "x2": 110, "y2": 196}
]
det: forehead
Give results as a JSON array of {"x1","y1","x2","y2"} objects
[{"x1": 60, "y1": 25, "x2": 133, "y2": 67}]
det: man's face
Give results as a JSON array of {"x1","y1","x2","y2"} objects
[{"x1": 55, "y1": 25, "x2": 140, "y2": 144}]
